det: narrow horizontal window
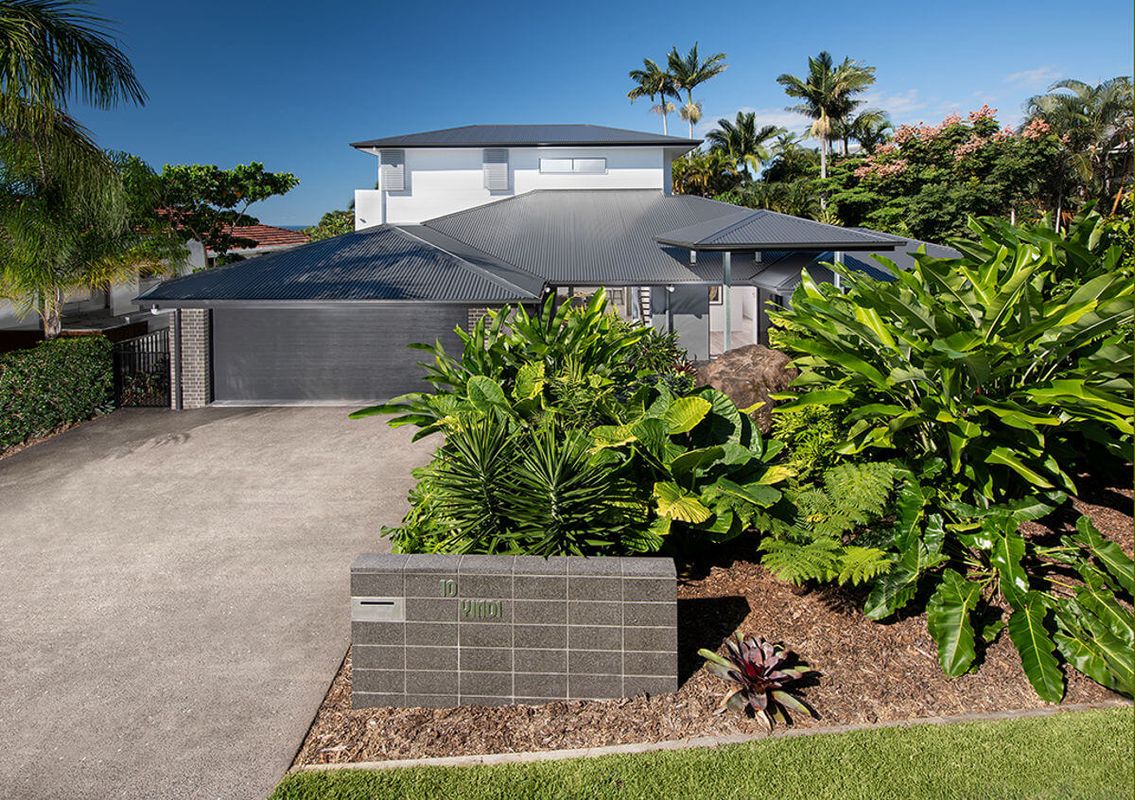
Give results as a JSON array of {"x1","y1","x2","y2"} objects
[
  {"x1": 539, "y1": 158, "x2": 573, "y2": 173},
  {"x1": 539, "y1": 157, "x2": 608, "y2": 174}
]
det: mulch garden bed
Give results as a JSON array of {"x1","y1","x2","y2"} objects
[{"x1": 293, "y1": 478, "x2": 1132, "y2": 767}]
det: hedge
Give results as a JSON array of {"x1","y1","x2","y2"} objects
[{"x1": 0, "y1": 336, "x2": 114, "y2": 451}]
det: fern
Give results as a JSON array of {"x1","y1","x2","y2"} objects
[
  {"x1": 760, "y1": 537, "x2": 842, "y2": 585},
  {"x1": 836, "y1": 545, "x2": 892, "y2": 586},
  {"x1": 759, "y1": 462, "x2": 898, "y2": 586}
]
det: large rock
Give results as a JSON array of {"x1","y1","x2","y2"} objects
[{"x1": 694, "y1": 345, "x2": 798, "y2": 433}]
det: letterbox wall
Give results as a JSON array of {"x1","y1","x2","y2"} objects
[{"x1": 350, "y1": 554, "x2": 678, "y2": 708}]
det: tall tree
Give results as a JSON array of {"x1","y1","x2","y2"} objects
[
  {"x1": 1025, "y1": 77, "x2": 1133, "y2": 211},
  {"x1": 157, "y1": 162, "x2": 299, "y2": 259},
  {"x1": 666, "y1": 44, "x2": 727, "y2": 139},
  {"x1": 776, "y1": 51, "x2": 876, "y2": 180},
  {"x1": 705, "y1": 111, "x2": 785, "y2": 178},
  {"x1": 0, "y1": 0, "x2": 150, "y2": 336},
  {"x1": 836, "y1": 108, "x2": 892, "y2": 155},
  {"x1": 627, "y1": 58, "x2": 678, "y2": 136}
]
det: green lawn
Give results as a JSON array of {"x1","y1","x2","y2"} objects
[{"x1": 272, "y1": 706, "x2": 1132, "y2": 800}]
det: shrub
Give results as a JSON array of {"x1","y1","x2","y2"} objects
[
  {"x1": 356, "y1": 291, "x2": 788, "y2": 556},
  {"x1": 0, "y1": 336, "x2": 113, "y2": 451},
  {"x1": 771, "y1": 212, "x2": 1134, "y2": 505},
  {"x1": 770, "y1": 404, "x2": 843, "y2": 483}
]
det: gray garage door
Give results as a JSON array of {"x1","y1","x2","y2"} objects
[{"x1": 211, "y1": 305, "x2": 467, "y2": 403}]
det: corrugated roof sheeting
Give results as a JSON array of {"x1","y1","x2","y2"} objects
[
  {"x1": 423, "y1": 190, "x2": 764, "y2": 285},
  {"x1": 137, "y1": 226, "x2": 536, "y2": 304},
  {"x1": 655, "y1": 209, "x2": 899, "y2": 250},
  {"x1": 351, "y1": 124, "x2": 700, "y2": 149}
]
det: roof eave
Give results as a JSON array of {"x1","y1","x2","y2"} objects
[
  {"x1": 351, "y1": 139, "x2": 702, "y2": 150},
  {"x1": 655, "y1": 238, "x2": 900, "y2": 252}
]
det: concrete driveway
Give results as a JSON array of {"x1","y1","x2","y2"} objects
[{"x1": 0, "y1": 408, "x2": 433, "y2": 800}]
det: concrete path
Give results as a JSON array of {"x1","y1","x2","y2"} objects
[{"x1": 0, "y1": 408, "x2": 433, "y2": 800}]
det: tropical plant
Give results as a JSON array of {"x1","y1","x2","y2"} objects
[
  {"x1": 698, "y1": 634, "x2": 820, "y2": 729},
  {"x1": 837, "y1": 108, "x2": 892, "y2": 155},
  {"x1": 826, "y1": 107, "x2": 1071, "y2": 241},
  {"x1": 627, "y1": 58, "x2": 679, "y2": 136},
  {"x1": 770, "y1": 404, "x2": 843, "y2": 482},
  {"x1": 666, "y1": 44, "x2": 727, "y2": 140},
  {"x1": 671, "y1": 149, "x2": 741, "y2": 196},
  {"x1": 776, "y1": 51, "x2": 876, "y2": 180},
  {"x1": 705, "y1": 112, "x2": 785, "y2": 178},
  {"x1": 0, "y1": 0, "x2": 156, "y2": 337},
  {"x1": 1025, "y1": 77, "x2": 1133, "y2": 213},
  {"x1": 758, "y1": 461, "x2": 897, "y2": 587},
  {"x1": 771, "y1": 212, "x2": 1134, "y2": 504},
  {"x1": 355, "y1": 290, "x2": 789, "y2": 556}
]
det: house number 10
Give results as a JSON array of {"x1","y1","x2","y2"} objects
[{"x1": 439, "y1": 579, "x2": 457, "y2": 597}]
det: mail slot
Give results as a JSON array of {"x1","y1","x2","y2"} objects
[{"x1": 351, "y1": 596, "x2": 404, "y2": 622}]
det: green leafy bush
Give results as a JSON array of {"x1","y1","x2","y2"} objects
[
  {"x1": 0, "y1": 336, "x2": 113, "y2": 450},
  {"x1": 355, "y1": 291, "x2": 786, "y2": 556},
  {"x1": 770, "y1": 404, "x2": 843, "y2": 483},
  {"x1": 758, "y1": 461, "x2": 897, "y2": 586},
  {"x1": 772, "y1": 212, "x2": 1133, "y2": 504}
]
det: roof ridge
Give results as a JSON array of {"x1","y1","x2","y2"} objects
[{"x1": 394, "y1": 225, "x2": 540, "y2": 299}]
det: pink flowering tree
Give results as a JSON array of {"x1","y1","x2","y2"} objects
[{"x1": 827, "y1": 105, "x2": 1068, "y2": 240}]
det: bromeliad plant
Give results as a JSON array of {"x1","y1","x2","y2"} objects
[
  {"x1": 771, "y1": 212, "x2": 1133, "y2": 503},
  {"x1": 354, "y1": 290, "x2": 787, "y2": 556},
  {"x1": 698, "y1": 634, "x2": 820, "y2": 730}
]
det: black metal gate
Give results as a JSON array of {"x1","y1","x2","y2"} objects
[{"x1": 113, "y1": 330, "x2": 170, "y2": 407}]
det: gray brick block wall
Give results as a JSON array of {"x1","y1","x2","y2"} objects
[
  {"x1": 169, "y1": 308, "x2": 212, "y2": 409},
  {"x1": 350, "y1": 554, "x2": 677, "y2": 709}
]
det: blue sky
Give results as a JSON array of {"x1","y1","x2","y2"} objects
[{"x1": 76, "y1": 0, "x2": 1134, "y2": 226}]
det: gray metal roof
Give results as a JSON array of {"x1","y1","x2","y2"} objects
[
  {"x1": 351, "y1": 124, "x2": 701, "y2": 150},
  {"x1": 655, "y1": 209, "x2": 900, "y2": 251},
  {"x1": 136, "y1": 225, "x2": 539, "y2": 305},
  {"x1": 423, "y1": 190, "x2": 766, "y2": 286}
]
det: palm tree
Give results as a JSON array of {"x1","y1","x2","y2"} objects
[
  {"x1": 838, "y1": 108, "x2": 891, "y2": 155},
  {"x1": 705, "y1": 111, "x2": 785, "y2": 178},
  {"x1": 776, "y1": 51, "x2": 876, "y2": 179},
  {"x1": 667, "y1": 44, "x2": 728, "y2": 139},
  {"x1": 0, "y1": 0, "x2": 149, "y2": 336},
  {"x1": 627, "y1": 58, "x2": 678, "y2": 136},
  {"x1": 1025, "y1": 77, "x2": 1133, "y2": 210}
]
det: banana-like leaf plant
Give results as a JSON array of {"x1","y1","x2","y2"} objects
[{"x1": 771, "y1": 212, "x2": 1133, "y2": 504}]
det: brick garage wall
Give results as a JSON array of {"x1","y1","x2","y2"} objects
[
  {"x1": 350, "y1": 554, "x2": 677, "y2": 709},
  {"x1": 167, "y1": 309, "x2": 212, "y2": 409}
]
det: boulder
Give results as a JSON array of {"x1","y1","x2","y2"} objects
[{"x1": 694, "y1": 345, "x2": 798, "y2": 433}]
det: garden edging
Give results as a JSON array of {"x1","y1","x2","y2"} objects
[{"x1": 291, "y1": 698, "x2": 1130, "y2": 773}]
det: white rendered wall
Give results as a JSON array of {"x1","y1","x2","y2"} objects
[{"x1": 356, "y1": 146, "x2": 669, "y2": 228}]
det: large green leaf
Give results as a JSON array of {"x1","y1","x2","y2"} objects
[
  {"x1": 989, "y1": 526, "x2": 1029, "y2": 609},
  {"x1": 653, "y1": 481, "x2": 712, "y2": 524},
  {"x1": 926, "y1": 569, "x2": 981, "y2": 676},
  {"x1": 663, "y1": 396, "x2": 712, "y2": 435},
  {"x1": 1073, "y1": 516, "x2": 1134, "y2": 596},
  {"x1": 668, "y1": 446, "x2": 725, "y2": 485},
  {"x1": 465, "y1": 375, "x2": 508, "y2": 412},
  {"x1": 512, "y1": 362, "x2": 545, "y2": 401},
  {"x1": 864, "y1": 539, "x2": 922, "y2": 620},
  {"x1": 1007, "y1": 593, "x2": 1064, "y2": 702}
]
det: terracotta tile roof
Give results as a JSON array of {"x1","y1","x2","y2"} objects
[{"x1": 225, "y1": 224, "x2": 310, "y2": 249}]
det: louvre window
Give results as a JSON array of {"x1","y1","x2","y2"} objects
[
  {"x1": 483, "y1": 149, "x2": 509, "y2": 191},
  {"x1": 379, "y1": 149, "x2": 405, "y2": 192}
]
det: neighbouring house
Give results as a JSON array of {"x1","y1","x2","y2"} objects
[
  {"x1": 137, "y1": 124, "x2": 957, "y2": 409},
  {"x1": 186, "y1": 223, "x2": 311, "y2": 270}
]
